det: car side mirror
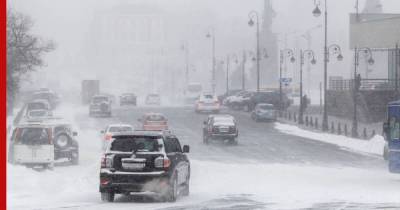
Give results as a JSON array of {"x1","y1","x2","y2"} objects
[
  {"x1": 73, "y1": 131, "x2": 78, "y2": 137},
  {"x1": 203, "y1": 121, "x2": 207, "y2": 125},
  {"x1": 137, "y1": 118, "x2": 142, "y2": 122},
  {"x1": 100, "y1": 130, "x2": 105, "y2": 134},
  {"x1": 183, "y1": 145, "x2": 190, "y2": 153}
]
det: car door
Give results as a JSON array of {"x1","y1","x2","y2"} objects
[{"x1": 165, "y1": 137, "x2": 189, "y2": 185}]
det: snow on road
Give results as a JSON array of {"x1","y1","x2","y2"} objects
[
  {"x1": 6, "y1": 105, "x2": 400, "y2": 210},
  {"x1": 275, "y1": 122, "x2": 386, "y2": 156}
]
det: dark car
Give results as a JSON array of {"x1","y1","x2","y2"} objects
[
  {"x1": 202, "y1": 115, "x2": 238, "y2": 145},
  {"x1": 120, "y1": 93, "x2": 137, "y2": 106},
  {"x1": 243, "y1": 91, "x2": 291, "y2": 112},
  {"x1": 89, "y1": 95, "x2": 112, "y2": 117},
  {"x1": 251, "y1": 103, "x2": 277, "y2": 122},
  {"x1": 99, "y1": 130, "x2": 190, "y2": 202}
]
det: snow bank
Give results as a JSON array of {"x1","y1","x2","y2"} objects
[{"x1": 275, "y1": 122, "x2": 386, "y2": 156}]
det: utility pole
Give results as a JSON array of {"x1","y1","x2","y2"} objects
[{"x1": 242, "y1": 51, "x2": 246, "y2": 90}]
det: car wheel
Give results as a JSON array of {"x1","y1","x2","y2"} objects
[
  {"x1": 55, "y1": 134, "x2": 70, "y2": 150},
  {"x1": 230, "y1": 138, "x2": 238, "y2": 145},
  {"x1": 165, "y1": 175, "x2": 178, "y2": 202},
  {"x1": 101, "y1": 191, "x2": 115, "y2": 202},
  {"x1": 71, "y1": 151, "x2": 79, "y2": 165},
  {"x1": 383, "y1": 146, "x2": 389, "y2": 161},
  {"x1": 182, "y1": 181, "x2": 190, "y2": 196}
]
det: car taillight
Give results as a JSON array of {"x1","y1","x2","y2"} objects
[
  {"x1": 101, "y1": 155, "x2": 113, "y2": 168},
  {"x1": 14, "y1": 128, "x2": 21, "y2": 142},
  {"x1": 47, "y1": 128, "x2": 53, "y2": 144},
  {"x1": 104, "y1": 133, "x2": 112, "y2": 141},
  {"x1": 154, "y1": 156, "x2": 171, "y2": 169}
]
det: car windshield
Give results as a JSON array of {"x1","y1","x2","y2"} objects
[
  {"x1": 92, "y1": 97, "x2": 107, "y2": 103},
  {"x1": 109, "y1": 126, "x2": 133, "y2": 132},
  {"x1": 110, "y1": 136, "x2": 161, "y2": 152},
  {"x1": 146, "y1": 114, "x2": 165, "y2": 121},
  {"x1": 17, "y1": 127, "x2": 50, "y2": 145}
]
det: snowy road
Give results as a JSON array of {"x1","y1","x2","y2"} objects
[{"x1": 7, "y1": 105, "x2": 400, "y2": 210}]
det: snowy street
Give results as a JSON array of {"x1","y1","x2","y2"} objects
[{"x1": 7, "y1": 105, "x2": 400, "y2": 210}]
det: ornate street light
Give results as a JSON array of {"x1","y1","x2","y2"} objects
[
  {"x1": 248, "y1": 10, "x2": 261, "y2": 92},
  {"x1": 279, "y1": 49, "x2": 296, "y2": 110},
  {"x1": 299, "y1": 50, "x2": 317, "y2": 124}
]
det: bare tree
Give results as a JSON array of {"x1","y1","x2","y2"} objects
[{"x1": 7, "y1": 9, "x2": 55, "y2": 114}]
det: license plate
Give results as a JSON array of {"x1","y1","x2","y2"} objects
[
  {"x1": 123, "y1": 163, "x2": 145, "y2": 170},
  {"x1": 219, "y1": 127, "x2": 229, "y2": 132}
]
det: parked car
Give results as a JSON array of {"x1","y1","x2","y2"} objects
[
  {"x1": 8, "y1": 121, "x2": 79, "y2": 168},
  {"x1": 225, "y1": 91, "x2": 254, "y2": 110},
  {"x1": 99, "y1": 130, "x2": 190, "y2": 202},
  {"x1": 195, "y1": 93, "x2": 220, "y2": 113},
  {"x1": 202, "y1": 114, "x2": 238, "y2": 145},
  {"x1": 251, "y1": 103, "x2": 277, "y2": 122},
  {"x1": 218, "y1": 89, "x2": 242, "y2": 104},
  {"x1": 242, "y1": 91, "x2": 291, "y2": 112},
  {"x1": 101, "y1": 124, "x2": 134, "y2": 149},
  {"x1": 146, "y1": 94, "x2": 161, "y2": 105},
  {"x1": 120, "y1": 93, "x2": 137, "y2": 106},
  {"x1": 89, "y1": 95, "x2": 112, "y2": 117},
  {"x1": 138, "y1": 113, "x2": 169, "y2": 131}
]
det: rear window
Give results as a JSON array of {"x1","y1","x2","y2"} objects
[
  {"x1": 110, "y1": 136, "x2": 161, "y2": 152},
  {"x1": 109, "y1": 126, "x2": 133, "y2": 132},
  {"x1": 92, "y1": 96, "x2": 108, "y2": 103},
  {"x1": 258, "y1": 104, "x2": 274, "y2": 110},
  {"x1": 17, "y1": 128, "x2": 50, "y2": 145},
  {"x1": 204, "y1": 94, "x2": 214, "y2": 99},
  {"x1": 27, "y1": 102, "x2": 47, "y2": 110},
  {"x1": 28, "y1": 110, "x2": 47, "y2": 117},
  {"x1": 146, "y1": 114, "x2": 166, "y2": 121},
  {"x1": 213, "y1": 117, "x2": 234, "y2": 124}
]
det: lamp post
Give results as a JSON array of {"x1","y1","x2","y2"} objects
[
  {"x1": 279, "y1": 49, "x2": 295, "y2": 110},
  {"x1": 181, "y1": 42, "x2": 190, "y2": 88},
  {"x1": 206, "y1": 27, "x2": 216, "y2": 94},
  {"x1": 248, "y1": 11, "x2": 261, "y2": 92},
  {"x1": 352, "y1": 47, "x2": 374, "y2": 137},
  {"x1": 299, "y1": 50, "x2": 317, "y2": 124}
]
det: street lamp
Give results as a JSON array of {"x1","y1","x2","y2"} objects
[
  {"x1": 181, "y1": 42, "x2": 190, "y2": 89},
  {"x1": 352, "y1": 47, "x2": 374, "y2": 137},
  {"x1": 248, "y1": 10, "x2": 261, "y2": 92},
  {"x1": 279, "y1": 49, "x2": 295, "y2": 110},
  {"x1": 299, "y1": 50, "x2": 316, "y2": 124},
  {"x1": 206, "y1": 27, "x2": 216, "y2": 94}
]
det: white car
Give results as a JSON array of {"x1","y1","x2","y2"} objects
[
  {"x1": 100, "y1": 124, "x2": 134, "y2": 149},
  {"x1": 195, "y1": 93, "x2": 220, "y2": 113}
]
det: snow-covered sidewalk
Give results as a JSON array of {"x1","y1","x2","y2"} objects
[{"x1": 275, "y1": 122, "x2": 386, "y2": 156}]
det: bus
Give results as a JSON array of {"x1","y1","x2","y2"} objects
[{"x1": 383, "y1": 100, "x2": 400, "y2": 173}]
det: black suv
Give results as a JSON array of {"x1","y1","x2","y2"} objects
[
  {"x1": 99, "y1": 130, "x2": 190, "y2": 202},
  {"x1": 202, "y1": 115, "x2": 238, "y2": 145},
  {"x1": 120, "y1": 93, "x2": 137, "y2": 106},
  {"x1": 89, "y1": 95, "x2": 112, "y2": 117},
  {"x1": 242, "y1": 91, "x2": 291, "y2": 112}
]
